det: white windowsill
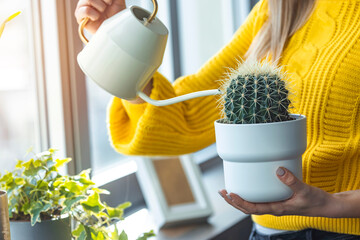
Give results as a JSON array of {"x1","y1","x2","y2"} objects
[
  {"x1": 92, "y1": 144, "x2": 218, "y2": 187},
  {"x1": 193, "y1": 144, "x2": 218, "y2": 165},
  {"x1": 116, "y1": 158, "x2": 250, "y2": 240},
  {"x1": 92, "y1": 159, "x2": 138, "y2": 187}
]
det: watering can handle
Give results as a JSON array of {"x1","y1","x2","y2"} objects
[
  {"x1": 137, "y1": 89, "x2": 223, "y2": 106},
  {"x1": 78, "y1": 0, "x2": 158, "y2": 44}
]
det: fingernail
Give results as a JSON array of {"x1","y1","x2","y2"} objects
[
  {"x1": 276, "y1": 167, "x2": 285, "y2": 176},
  {"x1": 226, "y1": 194, "x2": 232, "y2": 200},
  {"x1": 218, "y1": 191, "x2": 223, "y2": 197}
]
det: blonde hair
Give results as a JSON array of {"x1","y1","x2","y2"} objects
[{"x1": 246, "y1": 0, "x2": 316, "y2": 62}]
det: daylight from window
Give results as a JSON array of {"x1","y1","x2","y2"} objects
[{"x1": 0, "y1": 0, "x2": 38, "y2": 172}]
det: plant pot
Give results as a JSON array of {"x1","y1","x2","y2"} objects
[
  {"x1": 214, "y1": 114, "x2": 307, "y2": 203},
  {"x1": 10, "y1": 216, "x2": 71, "y2": 240}
]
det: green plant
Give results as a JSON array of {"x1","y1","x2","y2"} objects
[
  {"x1": 219, "y1": 59, "x2": 293, "y2": 124},
  {"x1": 0, "y1": 148, "x2": 155, "y2": 240}
]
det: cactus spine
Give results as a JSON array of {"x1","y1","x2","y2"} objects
[{"x1": 219, "y1": 60, "x2": 292, "y2": 124}]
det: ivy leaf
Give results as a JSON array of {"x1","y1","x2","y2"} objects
[
  {"x1": 73, "y1": 224, "x2": 87, "y2": 240},
  {"x1": 107, "y1": 207, "x2": 123, "y2": 219},
  {"x1": 136, "y1": 230, "x2": 155, "y2": 240},
  {"x1": 72, "y1": 224, "x2": 85, "y2": 237},
  {"x1": 22, "y1": 158, "x2": 34, "y2": 170},
  {"x1": 78, "y1": 231, "x2": 87, "y2": 240},
  {"x1": 55, "y1": 158, "x2": 71, "y2": 168},
  {"x1": 46, "y1": 155, "x2": 57, "y2": 168},
  {"x1": 110, "y1": 227, "x2": 120, "y2": 240},
  {"x1": 61, "y1": 196, "x2": 86, "y2": 215},
  {"x1": 37, "y1": 180, "x2": 49, "y2": 191},
  {"x1": 81, "y1": 192, "x2": 105, "y2": 214},
  {"x1": 14, "y1": 178, "x2": 25, "y2": 186},
  {"x1": 30, "y1": 202, "x2": 51, "y2": 226},
  {"x1": 78, "y1": 177, "x2": 95, "y2": 186},
  {"x1": 116, "y1": 202, "x2": 132, "y2": 210},
  {"x1": 84, "y1": 225, "x2": 94, "y2": 240},
  {"x1": 91, "y1": 187, "x2": 110, "y2": 195},
  {"x1": 0, "y1": 171, "x2": 13, "y2": 184},
  {"x1": 53, "y1": 177, "x2": 65, "y2": 187},
  {"x1": 106, "y1": 202, "x2": 131, "y2": 219},
  {"x1": 20, "y1": 201, "x2": 30, "y2": 215},
  {"x1": 49, "y1": 148, "x2": 57, "y2": 154},
  {"x1": 34, "y1": 159, "x2": 43, "y2": 168},
  {"x1": 9, "y1": 197, "x2": 19, "y2": 217},
  {"x1": 79, "y1": 169, "x2": 91, "y2": 178},
  {"x1": 63, "y1": 180, "x2": 83, "y2": 194},
  {"x1": 91, "y1": 231, "x2": 105, "y2": 240},
  {"x1": 23, "y1": 159, "x2": 42, "y2": 177},
  {"x1": 119, "y1": 230, "x2": 128, "y2": 240},
  {"x1": 15, "y1": 160, "x2": 23, "y2": 169}
]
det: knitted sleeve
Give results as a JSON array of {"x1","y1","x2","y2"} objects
[{"x1": 107, "y1": 0, "x2": 268, "y2": 155}]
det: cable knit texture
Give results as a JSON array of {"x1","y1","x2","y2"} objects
[{"x1": 108, "y1": 0, "x2": 360, "y2": 234}]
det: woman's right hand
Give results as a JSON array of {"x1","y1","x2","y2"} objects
[{"x1": 75, "y1": 0, "x2": 126, "y2": 34}]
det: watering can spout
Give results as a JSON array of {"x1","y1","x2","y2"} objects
[{"x1": 137, "y1": 89, "x2": 222, "y2": 106}]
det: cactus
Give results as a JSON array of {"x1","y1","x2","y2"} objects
[{"x1": 219, "y1": 60, "x2": 293, "y2": 124}]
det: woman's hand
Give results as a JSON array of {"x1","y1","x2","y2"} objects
[
  {"x1": 218, "y1": 167, "x2": 342, "y2": 218},
  {"x1": 75, "y1": 0, "x2": 126, "y2": 34}
]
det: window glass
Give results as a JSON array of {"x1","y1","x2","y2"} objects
[
  {"x1": 0, "y1": 1, "x2": 39, "y2": 172},
  {"x1": 176, "y1": 0, "x2": 236, "y2": 158},
  {"x1": 86, "y1": 0, "x2": 254, "y2": 172},
  {"x1": 177, "y1": 0, "x2": 235, "y2": 75},
  {"x1": 87, "y1": 0, "x2": 173, "y2": 173},
  {"x1": 86, "y1": 79, "x2": 122, "y2": 172}
]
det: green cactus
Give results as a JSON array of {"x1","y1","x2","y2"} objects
[{"x1": 219, "y1": 60, "x2": 293, "y2": 124}]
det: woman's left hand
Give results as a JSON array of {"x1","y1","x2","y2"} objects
[{"x1": 218, "y1": 167, "x2": 340, "y2": 217}]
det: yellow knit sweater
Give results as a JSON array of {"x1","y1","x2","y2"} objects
[{"x1": 108, "y1": 0, "x2": 360, "y2": 235}]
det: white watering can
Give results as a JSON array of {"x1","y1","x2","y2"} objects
[{"x1": 77, "y1": 0, "x2": 221, "y2": 106}]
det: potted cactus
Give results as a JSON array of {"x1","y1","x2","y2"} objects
[{"x1": 215, "y1": 60, "x2": 307, "y2": 203}]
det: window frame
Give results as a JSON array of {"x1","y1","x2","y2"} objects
[
  {"x1": 35, "y1": 0, "x2": 91, "y2": 175},
  {"x1": 30, "y1": 0, "x2": 50, "y2": 152}
]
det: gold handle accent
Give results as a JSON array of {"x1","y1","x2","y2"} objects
[
  {"x1": 78, "y1": 0, "x2": 158, "y2": 45},
  {"x1": 79, "y1": 17, "x2": 90, "y2": 44},
  {"x1": 148, "y1": 0, "x2": 158, "y2": 23}
]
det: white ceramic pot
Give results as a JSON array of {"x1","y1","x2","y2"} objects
[
  {"x1": 214, "y1": 114, "x2": 307, "y2": 203},
  {"x1": 10, "y1": 216, "x2": 71, "y2": 240}
]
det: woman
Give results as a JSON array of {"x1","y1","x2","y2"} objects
[{"x1": 75, "y1": 0, "x2": 360, "y2": 239}]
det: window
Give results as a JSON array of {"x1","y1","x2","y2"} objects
[
  {"x1": 0, "y1": 0, "x2": 255, "y2": 210},
  {"x1": 86, "y1": 0, "x2": 174, "y2": 175},
  {"x1": 175, "y1": 0, "x2": 245, "y2": 161},
  {"x1": 87, "y1": 0, "x2": 254, "y2": 171},
  {"x1": 86, "y1": 80, "x2": 123, "y2": 171},
  {"x1": 0, "y1": 0, "x2": 42, "y2": 172}
]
